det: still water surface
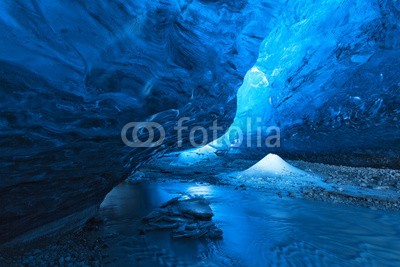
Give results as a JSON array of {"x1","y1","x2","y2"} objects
[{"x1": 99, "y1": 181, "x2": 400, "y2": 266}]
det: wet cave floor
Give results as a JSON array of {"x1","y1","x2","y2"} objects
[{"x1": 2, "y1": 155, "x2": 400, "y2": 266}]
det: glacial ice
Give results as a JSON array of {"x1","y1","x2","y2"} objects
[
  {"x1": 188, "y1": 0, "x2": 400, "y2": 167},
  {"x1": 171, "y1": 145, "x2": 218, "y2": 166},
  {"x1": 1, "y1": 0, "x2": 400, "y2": 244}
]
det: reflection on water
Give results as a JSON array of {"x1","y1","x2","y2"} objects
[{"x1": 99, "y1": 181, "x2": 400, "y2": 266}]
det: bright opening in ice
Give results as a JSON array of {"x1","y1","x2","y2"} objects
[{"x1": 171, "y1": 65, "x2": 274, "y2": 166}]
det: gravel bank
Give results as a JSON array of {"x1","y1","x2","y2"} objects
[{"x1": 0, "y1": 218, "x2": 106, "y2": 267}]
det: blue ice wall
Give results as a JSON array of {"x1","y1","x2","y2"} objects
[
  {"x1": 0, "y1": 0, "x2": 399, "y2": 244},
  {"x1": 0, "y1": 0, "x2": 276, "y2": 243},
  {"x1": 218, "y1": 0, "x2": 400, "y2": 165}
]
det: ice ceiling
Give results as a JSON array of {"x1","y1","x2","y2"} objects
[{"x1": 1, "y1": 0, "x2": 399, "y2": 243}]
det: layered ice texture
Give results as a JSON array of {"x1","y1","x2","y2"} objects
[
  {"x1": 175, "y1": 0, "x2": 400, "y2": 167},
  {"x1": 1, "y1": 0, "x2": 399, "y2": 243}
]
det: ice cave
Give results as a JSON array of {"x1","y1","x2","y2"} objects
[{"x1": 1, "y1": 0, "x2": 400, "y2": 266}]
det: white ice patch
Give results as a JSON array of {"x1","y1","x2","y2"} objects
[
  {"x1": 240, "y1": 153, "x2": 306, "y2": 178},
  {"x1": 170, "y1": 145, "x2": 218, "y2": 166},
  {"x1": 225, "y1": 154, "x2": 323, "y2": 189}
]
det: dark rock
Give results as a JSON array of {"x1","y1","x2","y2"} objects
[
  {"x1": 140, "y1": 196, "x2": 222, "y2": 239},
  {"x1": 176, "y1": 198, "x2": 213, "y2": 220}
]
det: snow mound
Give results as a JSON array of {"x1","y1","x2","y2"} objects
[{"x1": 241, "y1": 154, "x2": 307, "y2": 177}]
